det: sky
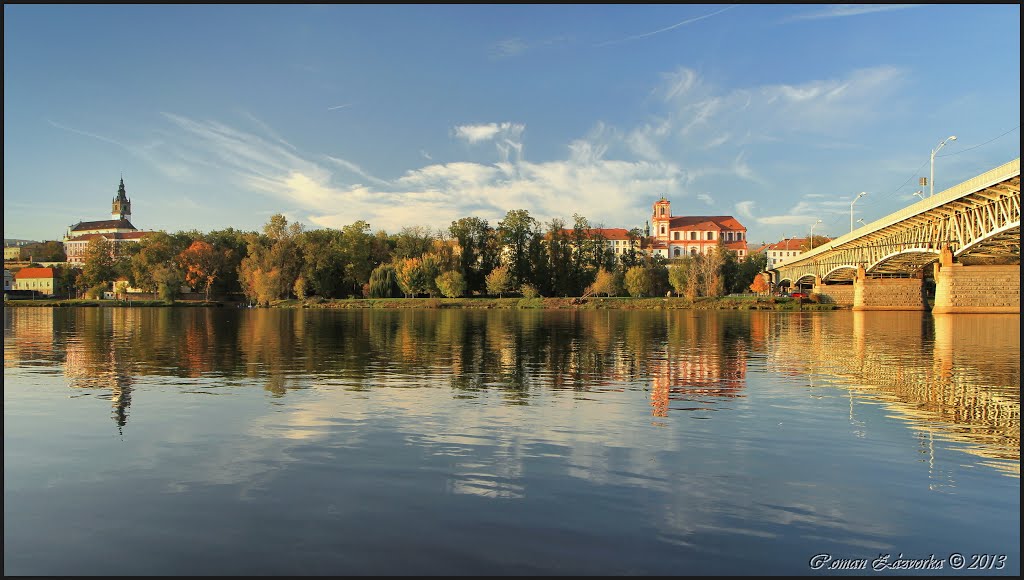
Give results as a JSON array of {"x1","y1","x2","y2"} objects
[{"x1": 3, "y1": 4, "x2": 1020, "y2": 246}]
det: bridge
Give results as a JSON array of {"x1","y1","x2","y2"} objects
[{"x1": 767, "y1": 158, "x2": 1020, "y2": 313}]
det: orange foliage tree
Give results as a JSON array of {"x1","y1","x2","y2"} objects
[
  {"x1": 749, "y1": 274, "x2": 770, "y2": 295},
  {"x1": 178, "y1": 240, "x2": 226, "y2": 301}
]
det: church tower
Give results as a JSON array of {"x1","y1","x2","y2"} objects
[
  {"x1": 652, "y1": 196, "x2": 671, "y2": 240},
  {"x1": 111, "y1": 177, "x2": 132, "y2": 222}
]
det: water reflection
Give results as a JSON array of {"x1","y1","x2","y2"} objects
[{"x1": 4, "y1": 306, "x2": 1020, "y2": 574}]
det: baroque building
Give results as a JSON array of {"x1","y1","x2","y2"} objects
[
  {"x1": 63, "y1": 178, "x2": 150, "y2": 264},
  {"x1": 646, "y1": 197, "x2": 748, "y2": 259}
]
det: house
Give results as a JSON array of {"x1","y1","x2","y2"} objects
[{"x1": 13, "y1": 267, "x2": 56, "y2": 296}]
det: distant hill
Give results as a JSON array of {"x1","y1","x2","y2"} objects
[{"x1": 4, "y1": 239, "x2": 40, "y2": 247}]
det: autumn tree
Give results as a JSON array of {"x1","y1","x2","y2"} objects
[
  {"x1": 749, "y1": 274, "x2": 771, "y2": 295},
  {"x1": 436, "y1": 270, "x2": 466, "y2": 298},
  {"x1": 178, "y1": 240, "x2": 226, "y2": 301},
  {"x1": 81, "y1": 238, "x2": 115, "y2": 289},
  {"x1": 485, "y1": 265, "x2": 512, "y2": 298}
]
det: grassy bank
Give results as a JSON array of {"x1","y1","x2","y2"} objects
[{"x1": 5, "y1": 295, "x2": 844, "y2": 311}]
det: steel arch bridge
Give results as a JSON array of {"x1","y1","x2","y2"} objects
[{"x1": 769, "y1": 158, "x2": 1020, "y2": 287}]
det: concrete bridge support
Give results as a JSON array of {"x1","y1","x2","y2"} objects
[
  {"x1": 932, "y1": 247, "x2": 1020, "y2": 314},
  {"x1": 812, "y1": 276, "x2": 855, "y2": 306},
  {"x1": 852, "y1": 265, "x2": 927, "y2": 311}
]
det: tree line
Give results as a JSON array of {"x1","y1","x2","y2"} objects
[{"x1": 53, "y1": 209, "x2": 768, "y2": 304}]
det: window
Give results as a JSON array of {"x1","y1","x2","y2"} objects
[
  {"x1": 673, "y1": 232, "x2": 680, "y2": 240},
  {"x1": 660, "y1": 225, "x2": 666, "y2": 235},
  {"x1": 690, "y1": 247, "x2": 698, "y2": 256},
  {"x1": 706, "y1": 231, "x2": 715, "y2": 240},
  {"x1": 673, "y1": 247, "x2": 680, "y2": 257},
  {"x1": 659, "y1": 207, "x2": 665, "y2": 216},
  {"x1": 689, "y1": 231, "x2": 697, "y2": 240},
  {"x1": 726, "y1": 232, "x2": 733, "y2": 241}
]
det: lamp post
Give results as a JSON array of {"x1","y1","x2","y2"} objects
[
  {"x1": 809, "y1": 219, "x2": 822, "y2": 250},
  {"x1": 850, "y1": 191, "x2": 867, "y2": 233},
  {"x1": 913, "y1": 190, "x2": 925, "y2": 200},
  {"x1": 930, "y1": 135, "x2": 957, "y2": 196},
  {"x1": 857, "y1": 218, "x2": 866, "y2": 227}
]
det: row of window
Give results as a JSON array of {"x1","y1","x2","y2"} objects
[{"x1": 657, "y1": 226, "x2": 745, "y2": 242}]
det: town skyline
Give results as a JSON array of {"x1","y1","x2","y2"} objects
[{"x1": 4, "y1": 4, "x2": 1020, "y2": 243}]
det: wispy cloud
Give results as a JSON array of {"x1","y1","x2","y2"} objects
[
  {"x1": 696, "y1": 193, "x2": 714, "y2": 205},
  {"x1": 596, "y1": 5, "x2": 737, "y2": 47},
  {"x1": 47, "y1": 118, "x2": 194, "y2": 180},
  {"x1": 327, "y1": 103, "x2": 354, "y2": 111},
  {"x1": 490, "y1": 35, "x2": 573, "y2": 59},
  {"x1": 47, "y1": 119, "x2": 128, "y2": 149},
  {"x1": 786, "y1": 4, "x2": 920, "y2": 22},
  {"x1": 156, "y1": 114, "x2": 687, "y2": 233}
]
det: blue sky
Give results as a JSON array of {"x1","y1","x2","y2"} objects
[{"x1": 3, "y1": 4, "x2": 1020, "y2": 245}]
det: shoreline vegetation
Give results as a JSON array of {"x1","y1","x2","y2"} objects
[{"x1": 5, "y1": 295, "x2": 844, "y2": 311}]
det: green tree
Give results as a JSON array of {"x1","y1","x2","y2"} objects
[
  {"x1": 436, "y1": 270, "x2": 466, "y2": 298},
  {"x1": 624, "y1": 266, "x2": 653, "y2": 297},
  {"x1": 449, "y1": 216, "x2": 497, "y2": 295},
  {"x1": 498, "y1": 209, "x2": 539, "y2": 288},
  {"x1": 368, "y1": 263, "x2": 402, "y2": 298},
  {"x1": 544, "y1": 218, "x2": 572, "y2": 296},
  {"x1": 81, "y1": 238, "x2": 115, "y2": 289},
  {"x1": 668, "y1": 262, "x2": 691, "y2": 296},
  {"x1": 130, "y1": 231, "x2": 187, "y2": 293},
  {"x1": 393, "y1": 225, "x2": 435, "y2": 260}
]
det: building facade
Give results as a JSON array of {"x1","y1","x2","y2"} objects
[
  {"x1": 647, "y1": 197, "x2": 748, "y2": 259},
  {"x1": 63, "y1": 178, "x2": 150, "y2": 264},
  {"x1": 13, "y1": 267, "x2": 56, "y2": 295}
]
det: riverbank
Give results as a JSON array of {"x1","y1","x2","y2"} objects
[{"x1": 5, "y1": 296, "x2": 844, "y2": 310}]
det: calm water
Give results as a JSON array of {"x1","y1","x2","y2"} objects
[{"x1": 4, "y1": 307, "x2": 1020, "y2": 575}]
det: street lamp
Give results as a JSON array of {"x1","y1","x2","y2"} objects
[
  {"x1": 809, "y1": 219, "x2": 823, "y2": 250},
  {"x1": 913, "y1": 190, "x2": 925, "y2": 200},
  {"x1": 857, "y1": 218, "x2": 866, "y2": 227},
  {"x1": 930, "y1": 135, "x2": 957, "y2": 196},
  {"x1": 850, "y1": 191, "x2": 867, "y2": 233}
]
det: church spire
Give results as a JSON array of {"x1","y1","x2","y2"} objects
[{"x1": 112, "y1": 176, "x2": 132, "y2": 221}]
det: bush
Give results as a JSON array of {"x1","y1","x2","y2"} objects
[
  {"x1": 520, "y1": 283, "x2": 540, "y2": 299},
  {"x1": 85, "y1": 284, "x2": 107, "y2": 299}
]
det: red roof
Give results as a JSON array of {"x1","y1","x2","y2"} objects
[
  {"x1": 667, "y1": 216, "x2": 746, "y2": 231},
  {"x1": 15, "y1": 267, "x2": 55, "y2": 280},
  {"x1": 765, "y1": 238, "x2": 808, "y2": 251}
]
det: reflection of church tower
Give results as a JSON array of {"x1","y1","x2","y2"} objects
[{"x1": 111, "y1": 177, "x2": 132, "y2": 221}]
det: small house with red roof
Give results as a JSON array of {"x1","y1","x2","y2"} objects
[{"x1": 13, "y1": 267, "x2": 56, "y2": 295}]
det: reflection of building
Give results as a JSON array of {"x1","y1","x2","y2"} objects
[
  {"x1": 650, "y1": 353, "x2": 748, "y2": 417},
  {"x1": 63, "y1": 178, "x2": 150, "y2": 264},
  {"x1": 648, "y1": 197, "x2": 749, "y2": 259}
]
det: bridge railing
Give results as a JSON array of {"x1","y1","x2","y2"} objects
[{"x1": 775, "y1": 157, "x2": 1021, "y2": 267}]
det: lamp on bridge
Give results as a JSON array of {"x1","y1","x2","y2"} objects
[
  {"x1": 810, "y1": 219, "x2": 823, "y2": 250},
  {"x1": 857, "y1": 218, "x2": 866, "y2": 227},
  {"x1": 930, "y1": 135, "x2": 957, "y2": 197},
  {"x1": 850, "y1": 191, "x2": 867, "y2": 233},
  {"x1": 913, "y1": 190, "x2": 925, "y2": 200}
]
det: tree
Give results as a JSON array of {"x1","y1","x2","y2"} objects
[
  {"x1": 544, "y1": 218, "x2": 572, "y2": 296},
  {"x1": 21, "y1": 241, "x2": 66, "y2": 263},
  {"x1": 393, "y1": 225, "x2": 435, "y2": 260},
  {"x1": 131, "y1": 231, "x2": 187, "y2": 293},
  {"x1": 486, "y1": 265, "x2": 512, "y2": 298},
  {"x1": 293, "y1": 276, "x2": 308, "y2": 300},
  {"x1": 368, "y1": 264, "x2": 402, "y2": 298},
  {"x1": 668, "y1": 262, "x2": 691, "y2": 296},
  {"x1": 81, "y1": 238, "x2": 115, "y2": 289},
  {"x1": 624, "y1": 266, "x2": 653, "y2": 297},
  {"x1": 436, "y1": 270, "x2": 466, "y2": 298},
  {"x1": 498, "y1": 209, "x2": 539, "y2": 288},
  {"x1": 449, "y1": 216, "x2": 497, "y2": 295},
  {"x1": 152, "y1": 263, "x2": 184, "y2": 303},
  {"x1": 749, "y1": 274, "x2": 771, "y2": 295},
  {"x1": 590, "y1": 267, "x2": 621, "y2": 297},
  {"x1": 394, "y1": 257, "x2": 426, "y2": 298},
  {"x1": 178, "y1": 240, "x2": 226, "y2": 301}
]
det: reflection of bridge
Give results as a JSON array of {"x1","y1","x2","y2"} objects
[
  {"x1": 765, "y1": 312, "x2": 1020, "y2": 477},
  {"x1": 768, "y1": 159, "x2": 1020, "y2": 313}
]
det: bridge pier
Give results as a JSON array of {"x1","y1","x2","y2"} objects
[
  {"x1": 853, "y1": 265, "x2": 927, "y2": 311},
  {"x1": 932, "y1": 254, "x2": 1020, "y2": 314},
  {"x1": 812, "y1": 275, "x2": 855, "y2": 306}
]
